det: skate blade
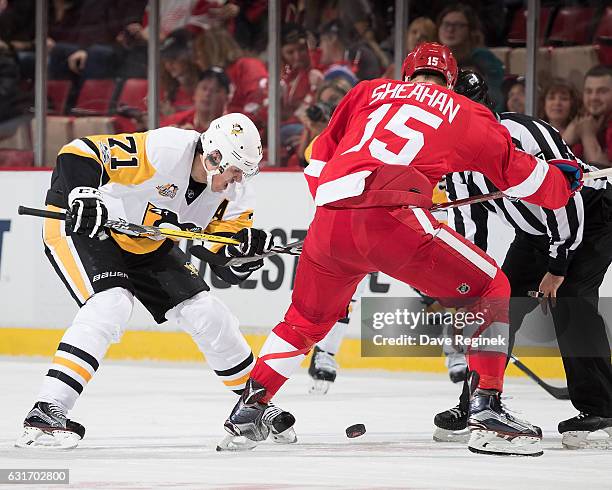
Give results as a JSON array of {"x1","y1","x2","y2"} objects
[
  {"x1": 309, "y1": 379, "x2": 332, "y2": 395},
  {"x1": 216, "y1": 434, "x2": 259, "y2": 452},
  {"x1": 561, "y1": 428, "x2": 612, "y2": 450},
  {"x1": 468, "y1": 430, "x2": 543, "y2": 457},
  {"x1": 270, "y1": 427, "x2": 297, "y2": 444},
  {"x1": 15, "y1": 426, "x2": 80, "y2": 449},
  {"x1": 433, "y1": 427, "x2": 470, "y2": 443}
]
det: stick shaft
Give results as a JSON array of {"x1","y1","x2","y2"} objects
[
  {"x1": 18, "y1": 205, "x2": 238, "y2": 245},
  {"x1": 18, "y1": 206, "x2": 66, "y2": 220},
  {"x1": 433, "y1": 168, "x2": 612, "y2": 212}
]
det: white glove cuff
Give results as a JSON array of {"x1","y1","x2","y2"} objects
[{"x1": 68, "y1": 186, "x2": 103, "y2": 206}]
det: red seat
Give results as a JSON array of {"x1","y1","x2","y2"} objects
[
  {"x1": 47, "y1": 80, "x2": 71, "y2": 115},
  {"x1": 0, "y1": 149, "x2": 34, "y2": 167},
  {"x1": 116, "y1": 78, "x2": 148, "y2": 113},
  {"x1": 506, "y1": 7, "x2": 552, "y2": 46},
  {"x1": 594, "y1": 6, "x2": 612, "y2": 41},
  {"x1": 72, "y1": 79, "x2": 116, "y2": 116},
  {"x1": 547, "y1": 7, "x2": 596, "y2": 45}
]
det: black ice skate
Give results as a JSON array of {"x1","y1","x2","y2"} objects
[
  {"x1": 433, "y1": 374, "x2": 470, "y2": 443},
  {"x1": 468, "y1": 388, "x2": 543, "y2": 456},
  {"x1": 217, "y1": 379, "x2": 297, "y2": 451},
  {"x1": 15, "y1": 402, "x2": 85, "y2": 449},
  {"x1": 558, "y1": 412, "x2": 612, "y2": 449},
  {"x1": 433, "y1": 404, "x2": 469, "y2": 443},
  {"x1": 308, "y1": 346, "x2": 337, "y2": 395},
  {"x1": 262, "y1": 402, "x2": 297, "y2": 444}
]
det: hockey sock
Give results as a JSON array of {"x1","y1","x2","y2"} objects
[{"x1": 37, "y1": 288, "x2": 133, "y2": 412}]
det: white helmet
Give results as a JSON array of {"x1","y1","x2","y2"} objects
[{"x1": 199, "y1": 113, "x2": 263, "y2": 179}]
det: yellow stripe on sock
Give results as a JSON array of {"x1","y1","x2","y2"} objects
[
  {"x1": 53, "y1": 355, "x2": 93, "y2": 382},
  {"x1": 223, "y1": 372, "x2": 251, "y2": 387}
]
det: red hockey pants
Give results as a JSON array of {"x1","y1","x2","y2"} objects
[{"x1": 251, "y1": 205, "x2": 510, "y2": 401}]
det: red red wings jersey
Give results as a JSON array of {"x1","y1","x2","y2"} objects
[{"x1": 305, "y1": 79, "x2": 573, "y2": 210}]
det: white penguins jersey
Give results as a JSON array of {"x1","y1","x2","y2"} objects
[{"x1": 47, "y1": 127, "x2": 254, "y2": 254}]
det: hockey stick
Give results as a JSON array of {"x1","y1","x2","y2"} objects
[
  {"x1": 509, "y1": 354, "x2": 570, "y2": 400},
  {"x1": 17, "y1": 206, "x2": 240, "y2": 245},
  {"x1": 432, "y1": 167, "x2": 612, "y2": 212}
]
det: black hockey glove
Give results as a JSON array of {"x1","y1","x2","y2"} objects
[
  {"x1": 189, "y1": 228, "x2": 274, "y2": 284},
  {"x1": 66, "y1": 186, "x2": 108, "y2": 238}
]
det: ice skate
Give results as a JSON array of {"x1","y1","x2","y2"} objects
[
  {"x1": 308, "y1": 346, "x2": 337, "y2": 395},
  {"x1": 558, "y1": 412, "x2": 612, "y2": 449},
  {"x1": 433, "y1": 403, "x2": 470, "y2": 443},
  {"x1": 263, "y1": 402, "x2": 297, "y2": 444},
  {"x1": 468, "y1": 388, "x2": 543, "y2": 456},
  {"x1": 15, "y1": 402, "x2": 85, "y2": 449}
]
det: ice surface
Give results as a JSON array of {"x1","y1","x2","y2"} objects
[{"x1": 0, "y1": 359, "x2": 609, "y2": 489}]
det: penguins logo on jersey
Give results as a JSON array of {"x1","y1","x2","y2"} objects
[
  {"x1": 156, "y1": 183, "x2": 178, "y2": 199},
  {"x1": 143, "y1": 203, "x2": 199, "y2": 230}
]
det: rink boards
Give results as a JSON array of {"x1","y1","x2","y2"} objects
[{"x1": 2, "y1": 169, "x2": 610, "y2": 378}]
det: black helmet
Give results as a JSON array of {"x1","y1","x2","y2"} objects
[{"x1": 455, "y1": 70, "x2": 496, "y2": 112}]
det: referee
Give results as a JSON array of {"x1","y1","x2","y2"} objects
[{"x1": 434, "y1": 70, "x2": 612, "y2": 449}]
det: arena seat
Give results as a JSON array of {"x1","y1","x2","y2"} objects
[
  {"x1": 507, "y1": 47, "x2": 553, "y2": 85},
  {"x1": 506, "y1": 7, "x2": 553, "y2": 46},
  {"x1": 489, "y1": 47, "x2": 511, "y2": 73},
  {"x1": 116, "y1": 78, "x2": 148, "y2": 114},
  {"x1": 72, "y1": 79, "x2": 117, "y2": 116},
  {"x1": 594, "y1": 6, "x2": 612, "y2": 65},
  {"x1": 550, "y1": 46, "x2": 600, "y2": 92},
  {"x1": 547, "y1": 7, "x2": 596, "y2": 45},
  {"x1": 47, "y1": 80, "x2": 72, "y2": 115},
  {"x1": 73, "y1": 117, "x2": 116, "y2": 139}
]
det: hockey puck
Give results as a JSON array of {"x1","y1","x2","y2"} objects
[{"x1": 346, "y1": 423, "x2": 366, "y2": 438}]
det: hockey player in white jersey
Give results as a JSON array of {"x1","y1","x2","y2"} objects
[{"x1": 16, "y1": 113, "x2": 296, "y2": 449}]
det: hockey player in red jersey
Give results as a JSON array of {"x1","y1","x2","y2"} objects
[{"x1": 221, "y1": 43, "x2": 583, "y2": 456}]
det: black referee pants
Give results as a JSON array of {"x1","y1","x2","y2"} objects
[{"x1": 503, "y1": 232, "x2": 612, "y2": 417}]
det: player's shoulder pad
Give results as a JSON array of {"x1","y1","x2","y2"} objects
[{"x1": 145, "y1": 127, "x2": 200, "y2": 174}]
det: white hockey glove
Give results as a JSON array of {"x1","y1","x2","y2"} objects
[{"x1": 66, "y1": 186, "x2": 108, "y2": 238}]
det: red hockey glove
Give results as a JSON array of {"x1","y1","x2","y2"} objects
[{"x1": 549, "y1": 159, "x2": 583, "y2": 192}]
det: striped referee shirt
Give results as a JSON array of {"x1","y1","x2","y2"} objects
[{"x1": 446, "y1": 112, "x2": 609, "y2": 276}]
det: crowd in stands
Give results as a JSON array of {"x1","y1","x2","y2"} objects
[{"x1": 0, "y1": 0, "x2": 610, "y2": 168}]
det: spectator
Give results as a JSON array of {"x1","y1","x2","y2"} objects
[
  {"x1": 383, "y1": 16, "x2": 437, "y2": 79},
  {"x1": 0, "y1": 39, "x2": 29, "y2": 126},
  {"x1": 47, "y1": 0, "x2": 147, "y2": 81},
  {"x1": 502, "y1": 76, "x2": 526, "y2": 114},
  {"x1": 564, "y1": 65, "x2": 612, "y2": 167},
  {"x1": 295, "y1": 78, "x2": 351, "y2": 166},
  {"x1": 280, "y1": 23, "x2": 321, "y2": 123},
  {"x1": 0, "y1": 0, "x2": 36, "y2": 80},
  {"x1": 193, "y1": 26, "x2": 268, "y2": 129},
  {"x1": 279, "y1": 23, "x2": 321, "y2": 163},
  {"x1": 161, "y1": 67, "x2": 230, "y2": 132},
  {"x1": 316, "y1": 19, "x2": 382, "y2": 81},
  {"x1": 539, "y1": 78, "x2": 581, "y2": 134},
  {"x1": 160, "y1": 29, "x2": 202, "y2": 116},
  {"x1": 437, "y1": 3, "x2": 504, "y2": 111},
  {"x1": 406, "y1": 16, "x2": 437, "y2": 53}
]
